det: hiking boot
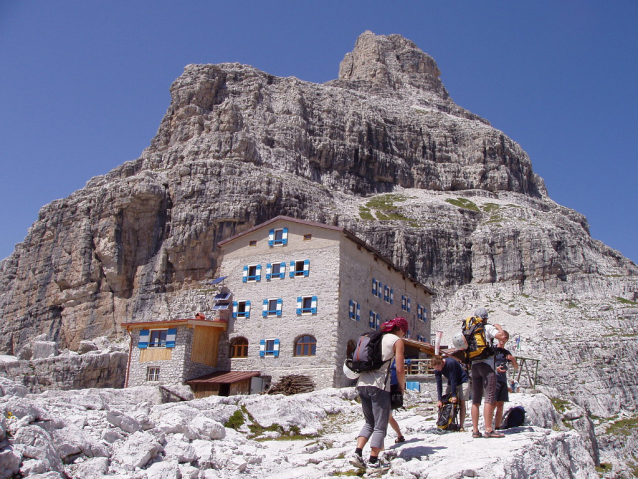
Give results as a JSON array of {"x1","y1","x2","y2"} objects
[
  {"x1": 367, "y1": 459, "x2": 390, "y2": 472},
  {"x1": 349, "y1": 452, "x2": 365, "y2": 469}
]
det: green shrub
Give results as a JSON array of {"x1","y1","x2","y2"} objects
[
  {"x1": 445, "y1": 198, "x2": 480, "y2": 212},
  {"x1": 224, "y1": 410, "x2": 245, "y2": 430}
]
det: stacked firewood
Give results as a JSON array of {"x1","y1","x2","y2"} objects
[{"x1": 266, "y1": 375, "x2": 315, "y2": 395}]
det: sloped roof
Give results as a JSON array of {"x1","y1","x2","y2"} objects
[{"x1": 186, "y1": 370, "x2": 261, "y2": 385}]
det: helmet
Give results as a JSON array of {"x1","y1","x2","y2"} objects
[
  {"x1": 452, "y1": 332, "x2": 468, "y2": 350},
  {"x1": 475, "y1": 307, "x2": 489, "y2": 319},
  {"x1": 343, "y1": 359, "x2": 360, "y2": 380}
]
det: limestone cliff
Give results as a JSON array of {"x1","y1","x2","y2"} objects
[{"x1": 0, "y1": 31, "x2": 637, "y2": 422}]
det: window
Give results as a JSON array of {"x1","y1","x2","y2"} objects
[
  {"x1": 146, "y1": 367, "x2": 160, "y2": 381},
  {"x1": 249, "y1": 240, "x2": 257, "y2": 247},
  {"x1": 417, "y1": 304, "x2": 427, "y2": 322},
  {"x1": 297, "y1": 296, "x2": 317, "y2": 314},
  {"x1": 372, "y1": 278, "x2": 378, "y2": 296},
  {"x1": 349, "y1": 300, "x2": 361, "y2": 321},
  {"x1": 232, "y1": 300, "x2": 251, "y2": 319},
  {"x1": 260, "y1": 339, "x2": 280, "y2": 357},
  {"x1": 369, "y1": 310, "x2": 380, "y2": 330},
  {"x1": 263, "y1": 298, "x2": 283, "y2": 317},
  {"x1": 266, "y1": 262, "x2": 286, "y2": 280},
  {"x1": 289, "y1": 259, "x2": 309, "y2": 277},
  {"x1": 243, "y1": 264, "x2": 262, "y2": 282},
  {"x1": 401, "y1": 295, "x2": 411, "y2": 312},
  {"x1": 295, "y1": 336, "x2": 317, "y2": 356},
  {"x1": 231, "y1": 337, "x2": 249, "y2": 358},
  {"x1": 138, "y1": 328, "x2": 175, "y2": 348},
  {"x1": 149, "y1": 330, "x2": 167, "y2": 348},
  {"x1": 377, "y1": 281, "x2": 383, "y2": 298},
  {"x1": 269, "y1": 228, "x2": 288, "y2": 246},
  {"x1": 303, "y1": 234, "x2": 312, "y2": 241}
]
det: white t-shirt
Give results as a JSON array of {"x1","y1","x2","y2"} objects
[
  {"x1": 471, "y1": 324, "x2": 498, "y2": 369},
  {"x1": 357, "y1": 333, "x2": 400, "y2": 391}
]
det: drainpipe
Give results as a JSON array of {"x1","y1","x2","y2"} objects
[{"x1": 124, "y1": 327, "x2": 133, "y2": 388}]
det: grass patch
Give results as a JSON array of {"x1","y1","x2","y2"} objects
[
  {"x1": 551, "y1": 398, "x2": 570, "y2": 414},
  {"x1": 332, "y1": 470, "x2": 365, "y2": 477},
  {"x1": 445, "y1": 198, "x2": 480, "y2": 212},
  {"x1": 365, "y1": 194, "x2": 408, "y2": 209},
  {"x1": 485, "y1": 214, "x2": 504, "y2": 224},
  {"x1": 359, "y1": 206, "x2": 374, "y2": 220},
  {"x1": 606, "y1": 416, "x2": 638, "y2": 437},
  {"x1": 566, "y1": 301, "x2": 579, "y2": 309},
  {"x1": 224, "y1": 410, "x2": 245, "y2": 430},
  {"x1": 616, "y1": 296, "x2": 638, "y2": 305},
  {"x1": 596, "y1": 462, "x2": 612, "y2": 474},
  {"x1": 482, "y1": 203, "x2": 501, "y2": 213}
]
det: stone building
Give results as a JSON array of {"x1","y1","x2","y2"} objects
[
  {"x1": 214, "y1": 216, "x2": 434, "y2": 390},
  {"x1": 123, "y1": 216, "x2": 434, "y2": 394}
]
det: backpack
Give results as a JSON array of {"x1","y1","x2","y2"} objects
[
  {"x1": 349, "y1": 331, "x2": 388, "y2": 372},
  {"x1": 500, "y1": 406, "x2": 525, "y2": 429},
  {"x1": 436, "y1": 393, "x2": 459, "y2": 430},
  {"x1": 462, "y1": 316, "x2": 494, "y2": 363}
]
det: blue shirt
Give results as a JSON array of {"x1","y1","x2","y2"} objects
[{"x1": 435, "y1": 357, "x2": 469, "y2": 400}]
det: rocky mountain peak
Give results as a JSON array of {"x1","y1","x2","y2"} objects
[{"x1": 338, "y1": 31, "x2": 448, "y2": 96}]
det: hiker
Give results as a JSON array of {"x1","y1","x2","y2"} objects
[
  {"x1": 432, "y1": 355, "x2": 469, "y2": 431},
  {"x1": 350, "y1": 317, "x2": 407, "y2": 470},
  {"x1": 467, "y1": 307, "x2": 507, "y2": 438},
  {"x1": 388, "y1": 359, "x2": 405, "y2": 443},
  {"x1": 494, "y1": 331, "x2": 519, "y2": 430}
]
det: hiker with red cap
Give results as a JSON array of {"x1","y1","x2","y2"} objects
[{"x1": 350, "y1": 317, "x2": 407, "y2": 471}]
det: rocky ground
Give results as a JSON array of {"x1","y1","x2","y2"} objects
[{"x1": 0, "y1": 376, "x2": 606, "y2": 479}]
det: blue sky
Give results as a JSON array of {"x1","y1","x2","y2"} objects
[{"x1": 1, "y1": 1, "x2": 636, "y2": 264}]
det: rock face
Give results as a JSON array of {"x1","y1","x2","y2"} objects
[{"x1": 0, "y1": 30, "x2": 637, "y2": 456}]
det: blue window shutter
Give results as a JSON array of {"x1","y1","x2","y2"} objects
[
  {"x1": 279, "y1": 262, "x2": 286, "y2": 279},
  {"x1": 274, "y1": 339, "x2": 280, "y2": 357},
  {"x1": 423, "y1": 307, "x2": 428, "y2": 322},
  {"x1": 369, "y1": 311, "x2": 374, "y2": 329},
  {"x1": 303, "y1": 259, "x2": 310, "y2": 277},
  {"x1": 276, "y1": 298, "x2": 283, "y2": 316},
  {"x1": 282, "y1": 228, "x2": 288, "y2": 245},
  {"x1": 262, "y1": 299, "x2": 268, "y2": 317},
  {"x1": 356, "y1": 304, "x2": 361, "y2": 321},
  {"x1": 378, "y1": 282, "x2": 382, "y2": 298},
  {"x1": 296, "y1": 296, "x2": 302, "y2": 315},
  {"x1": 390, "y1": 289, "x2": 394, "y2": 304},
  {"x1": 242, "y1": 265, "x2": 248, "y2": 283},
  {"x1": 245, "y1": 300, "x2": 251, "y2": 318},
  {"x1": 311, "y1": 296, "x2": 317, "y2": 314},
  {"x1": 372, "y1": 278, "x2": 377, "y2": 296},
  {"x1": 259, "y1": 339, "x2": 266, "y2": 357},
  {"x1": 256, "y1": 264, "x2": 262, "y2": 282},
  {"x1": 232, "y1": 301, "x2": 238, "y2": 318},
  {"x1": 138, "y1": 330, "x2": 149, "y2": 349},
  {"x1": 266, "y1": 263, "x2": 272, "y2": 280},
  {"x1": 349, "y1": 300, "x2": 354, "y2": 319},
  {"x1": 289, "y1": 261, "x2": 295, "y2": 278},
  {"x1": 268, "y1": 229, "x2": 274, "y2": 246},
  {"x1": 407, "y1": 298, "x2": 411, "y2": 312},
  {"x1": 166, "y1": 328, "x2": 177, "y2": 348}
]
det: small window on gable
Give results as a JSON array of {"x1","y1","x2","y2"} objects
[
  {"x1": 146, "y1": 367, "x2": 160, "y2": 382},
  {"x1": 303, "y1": 234, "x2": 312, "y2": 241},
  {"x1": 231, "y1": 337, "x2": 248, "y2": 358},
  {"x1": 295, "y1": 335, "x2": 317, "y2": 356},
  {"x1": 249, "y1": 240, "x2": 257, "y2": 246}
]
